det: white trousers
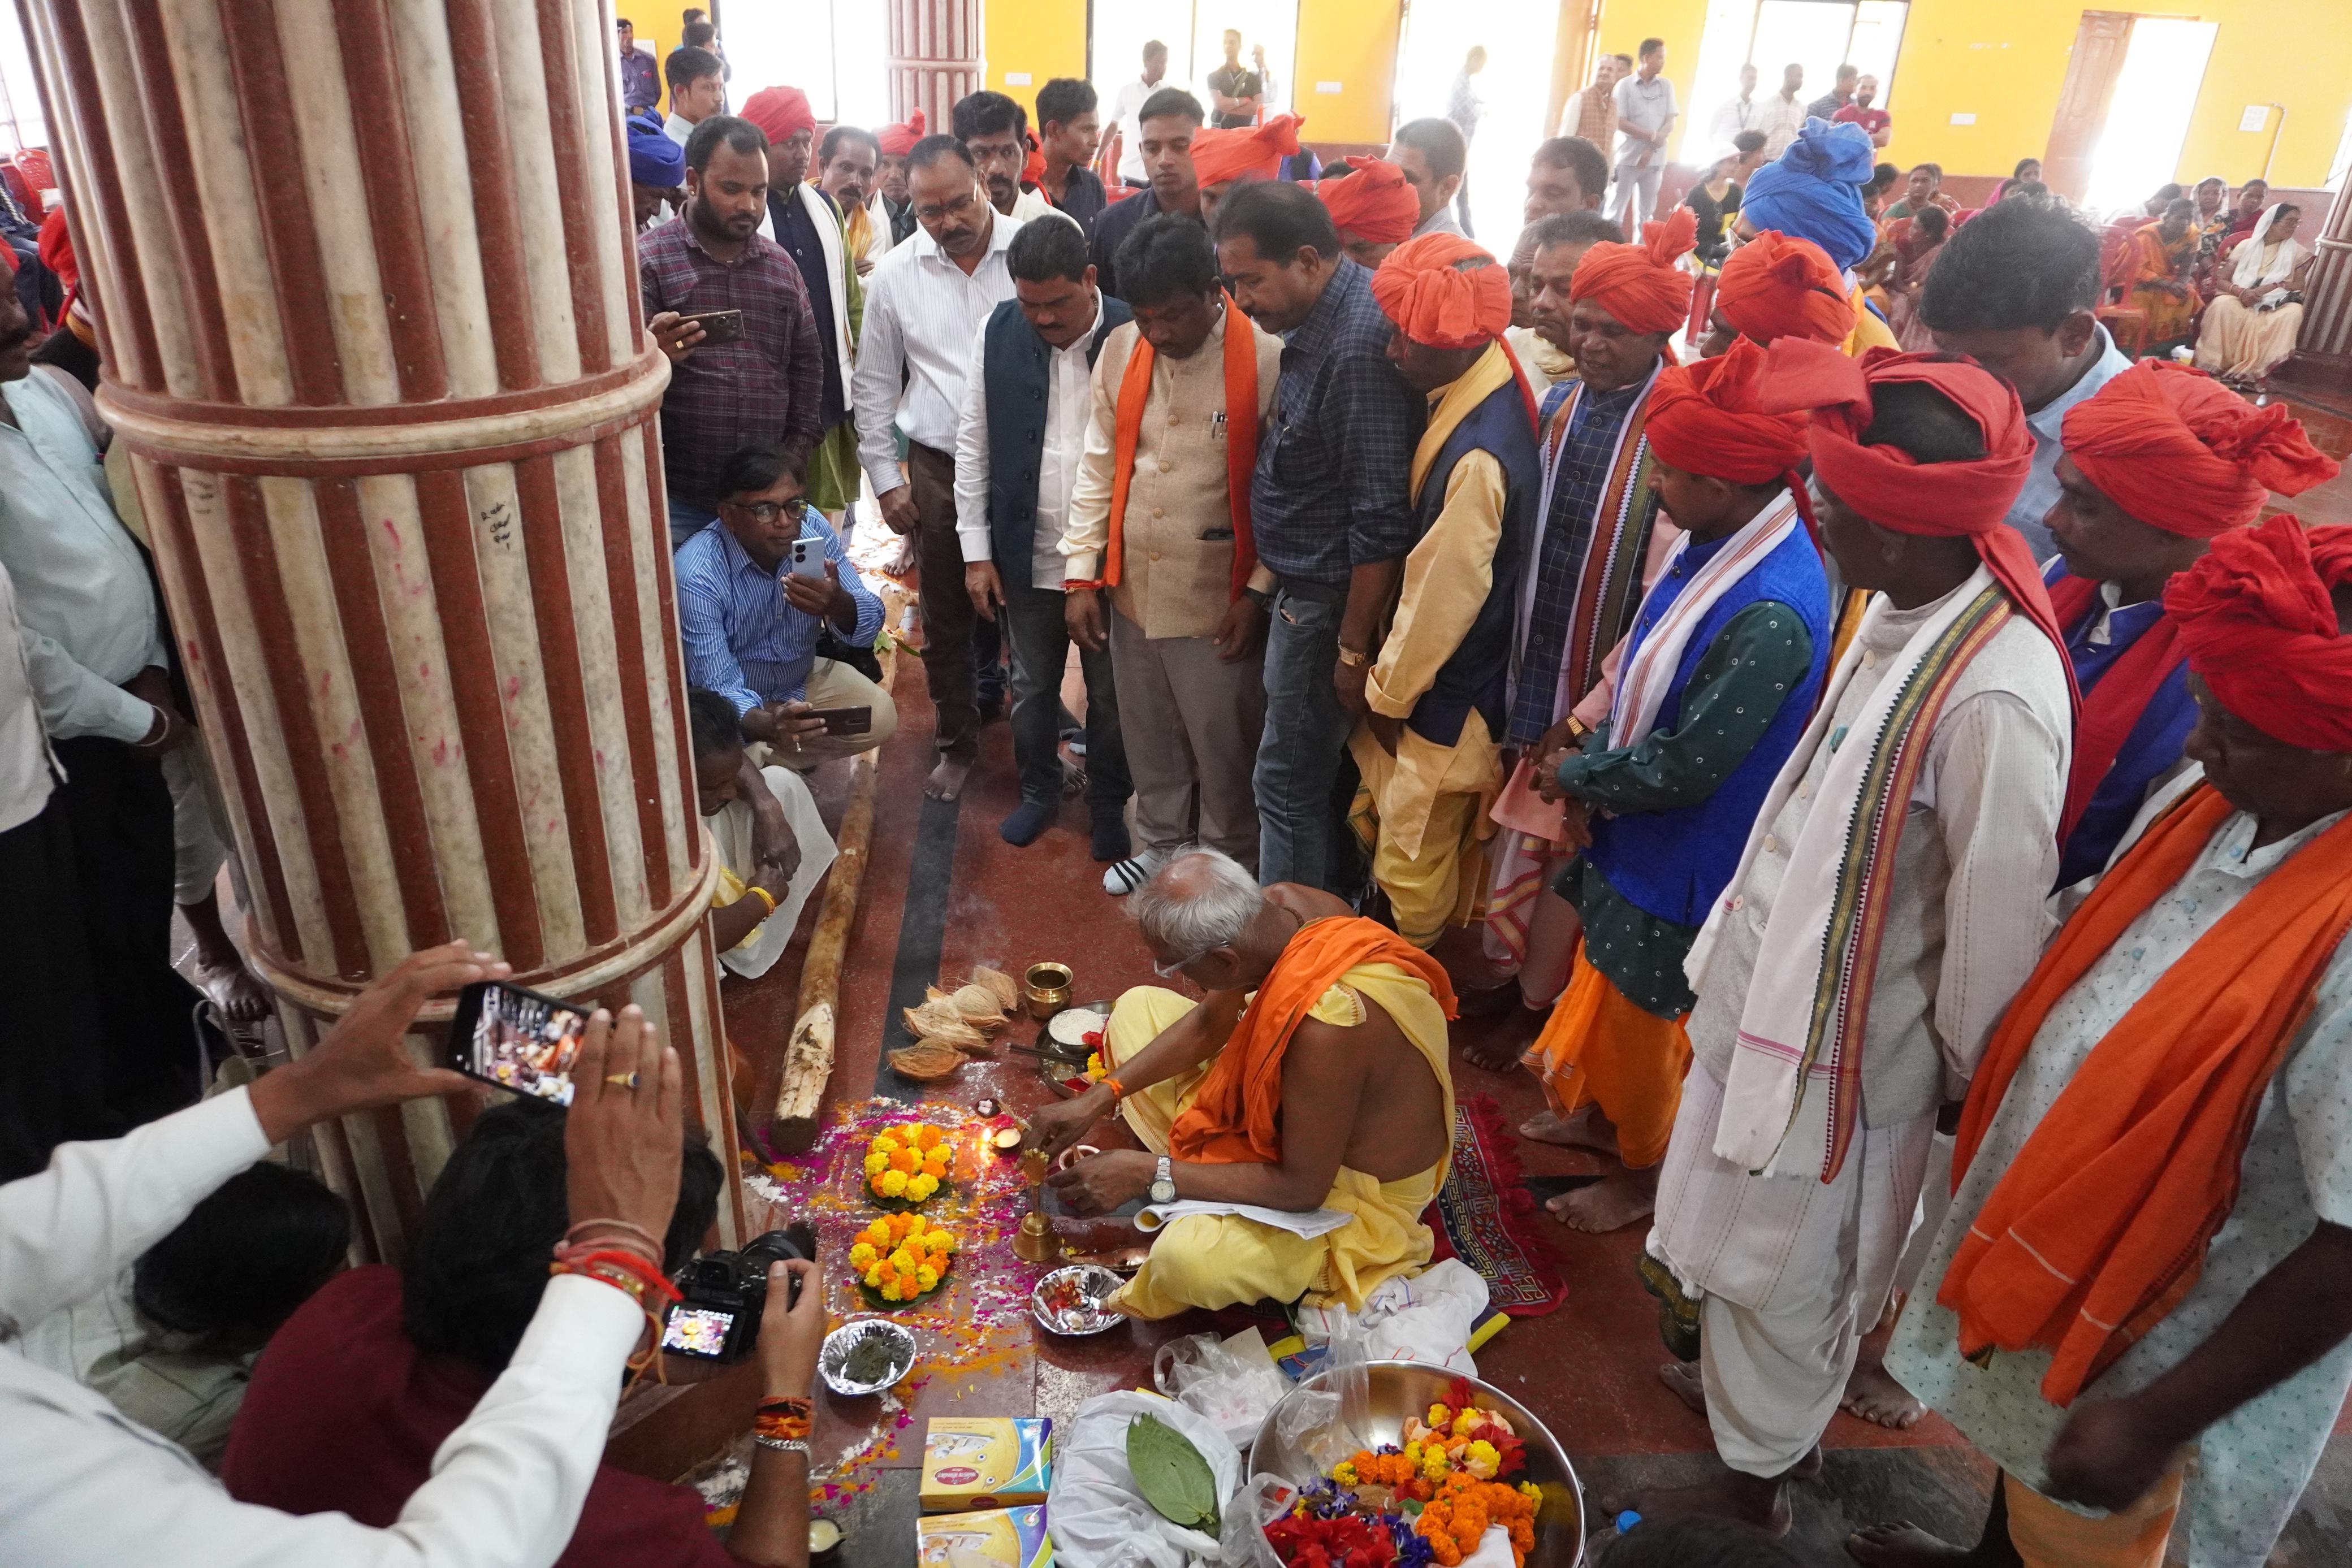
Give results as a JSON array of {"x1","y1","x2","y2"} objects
[{"x1": 1608, "y1": 166, "x2": 1663, "y2": 230}]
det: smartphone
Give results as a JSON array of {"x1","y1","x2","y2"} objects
[
  {"x1": 801, "y1": 705, "x2": 872, "y2": 737},
  {"x1": 447, "y1": 980, "x2": 591, "y2": 1107},
  {"x1": 788, "y1": 535, "x2": 828, "y2": 579},
  {"x1": 679, "y1": 307, "x2": 745, "y2": 345}
]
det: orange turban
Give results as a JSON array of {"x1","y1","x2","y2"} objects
[
  {"x1": 1567, "y1": 206, "x2": 1697, "y2": 336},
  {"x1": 2063, "y1": 360, "x2": 2338, "y2": 539},
  {"x1": 877, "y1": 109, "x2": 926, "y2": 158},
  {"x1": 2165, "y1": 514, "x2": 2352, "y2": 750},
  {"x1": 1315, "y1": 157, "x2": 1418, "y2": 246},
  {"x1": 1371, "y1": 233, "x2": 1512, "y2": 349},
  {"x1": 1190, "y1": 114, "x2": 1304, "y2": 188},
  {"x1": 740, "y1": 86, "x2": 815, "y2": 148},
  {"x1": 1644, "y1": 337, "x2": 1813, "y2": 486},
  {"x1": 1022, "y1": 129, "x2": 1045, "y2": 190},
  {"x1": 1714, "y1": 229, "x2": 1855, "y2": 346}
]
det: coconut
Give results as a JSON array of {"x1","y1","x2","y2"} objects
[
  {"x1": 950, "y1": 981, "x2": 1007, "y2": 1029},
  {"x1": 901, "y1": 1002, "x2": 987, "y2": 1050},
  {"x1": 972, "y1": 965, "x2": 1021, "y2": 1012},
  {"x1": 889, "y1": 1042, "x2": 965, "y2": 1082}
]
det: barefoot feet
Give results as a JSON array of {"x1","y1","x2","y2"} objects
[
  {"x1": 1844, "y1": 1522, "x2": 1983, "y2": 1566},
  {"x1": 1519, "y1": 1103, "x2": 1620, "y2": 1155},
  {"x1": 183, "y1": 894, "x2": 271, "y2": 1024},
  {"x1": 1603, "y1": 1471, "x2": 1793, "y2": 1537},
  {"x1": 924, "y1": 755, "x2": 974, "y2": 802},
  {"x1": 1546, "y1": 1167, "x2": 1658, "y2": 1232},
  {"x1": 1659, "y1": 1359, "x2": 1707, "y2": 1416},
  {"x1": 1462, "y1": 1000, "x2": 1545, "y2": 1072},
  {"x1": 1841, "y1": 1351, "x2": 1926, "y2": 1430}
]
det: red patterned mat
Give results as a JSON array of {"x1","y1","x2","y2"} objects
[{"x1": 1425, "y1": 1093, "x2": 1568, "y2": 1316}]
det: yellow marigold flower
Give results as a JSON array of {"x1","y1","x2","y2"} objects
[
  {"x1": 871, "y1": 1134, "x2": 899, "y2": 1158},
  {"x1": 902, "y1": 1215, "x2": 927, "y2": 1239},
  {"x1": 915, "y1": 1265, "x2": 940, "y2": 1292},
  {"x1": 1331, "y1": 1462, "x2": 1358, "y2": 1487},
  {"x1": 1402, "y1": 1441, "x2": 1423, "y2": 1466},
  {"x1": 863, "y1": 1150, "x2": 889, "y2": 1176},
  {"x1": 874, "y1": 1168, "x2": 909, "y2": 1197},
  {"x1": 915, "y1": 1125, "x2": 944, "y2": 1151},
  {"x1": 1422, "y1": 1448, "x2": 1450, "y2": 1482},
  {"x1": 907, "y1": 1173, "x2": 939, "y2": 1201},
  {"x1": 890, "y1": 1247, "x2": 919, "y2": 1274},
  {"x1": 1452, "y1": 1410, "x2": 1478, "y2": 1437},
  {"x1": 863, "y1": 1267, "x2": 883, "y2": 1289},
  {"x1": 848, "y1": 1242, "x2": 878, "y2": 1270},
  {"x1": 1428, "y1": 1403, "x2": 1452, "y2": 1430},
  {"x1": 1463, "y1": 1440, "x2": 1499, "y2": 1479},
  {"x1": 862, "y1": 1219, "x2": 891, "y2": 1245}
]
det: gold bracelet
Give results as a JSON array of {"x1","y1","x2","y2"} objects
[
  {"x1": 1336, "y1": 643, "x2": 1371, "y2": 670},
  {"x1": 746, "y1": 884, "x2": 777, "y2": 916},
  {"x1": 1563, "y1": 715, "x2": 1591, "y2": 743}
]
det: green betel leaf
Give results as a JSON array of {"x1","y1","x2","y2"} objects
[{"x1": 1126, "y1": 1413, "x2": 1221, "y2": 1531}]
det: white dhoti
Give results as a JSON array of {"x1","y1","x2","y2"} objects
[
  {"x1": 1647, "y1": 1059, "x2": 1935, "y2": 1475},
  {"x1": 707, "y1": 765, "x2": 837, "y2": 980},
  {"x1": 162, "y1": 747, "x2": 232, "y2": 908}
]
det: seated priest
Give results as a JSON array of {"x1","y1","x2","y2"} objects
[{"x1": 1027, "y1": 849, "x2": 1459, "y2": 1318}]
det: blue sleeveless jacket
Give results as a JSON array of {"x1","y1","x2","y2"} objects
[
  {"x1": 1584, "y1": 521, "x2": 1831, "y2": 928},
  {"x1": 1405, "y1": 377, "x2": 1541, "y2": 748},
  {"x1": 982, "y1": 294, "x2": 1132, "y2": 588}
]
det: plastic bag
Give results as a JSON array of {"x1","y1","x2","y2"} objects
[
  {"x1": 1218, "y1": 1474, "x2": 1299, "y2": 1568},
  {"x1": 1153, "y1": 1327, "x2": 1292, "y2": 1448},
  {"x1": 1045, "y1": 1389, "x2": 1244, "y2": 1568},
  {"x1": 1291, "y1": 1258, "x2": 1489, "y2": 1374}
]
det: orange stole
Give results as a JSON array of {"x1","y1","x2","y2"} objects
[
  {"x1": 1103, "y1": 293, "x2": 1261, "y2": 600},
  {"x1": 1168, "y1": 916, "x2": 1459, "y2": 1166},
  {"x1": 1940, "y1": 785, "x2": 2352, "y2": 1405}
]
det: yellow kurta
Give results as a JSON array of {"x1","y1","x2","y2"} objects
[
  {"x1": 1843, "y1": 286, "x2": 1899, "y2": 357},
  {"x1": 1348, "y1": 342, "x2": 1515, "y2": 947},
  {"x1": 1104, "y1": 964, "x2": 1457, "y2": 1320}
]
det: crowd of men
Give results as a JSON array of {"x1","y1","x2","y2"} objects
[{"x1": 2, "y1": 18, "x2": 2350, "y2": 1568}]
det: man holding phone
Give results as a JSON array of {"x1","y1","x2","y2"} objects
[
  {"x1": 642, "y1": 116, "x2": 826, "y2": 549},
  {"x1": 675, "y1": 441, "x2": 897, "y2": 766}
]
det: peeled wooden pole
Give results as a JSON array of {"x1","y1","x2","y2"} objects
[{"x1": 769, "y1": 646, "x2": 894, "y2": 1150}]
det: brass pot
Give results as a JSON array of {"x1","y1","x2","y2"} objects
[{"x1": 1022, "y1": 962, "x2": 1074, "y2": 1020}]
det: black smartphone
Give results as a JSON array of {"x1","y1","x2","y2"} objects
[
  {"x1": 680, "y1": 307, "x2": 745, "y2": 345},
  {"x1": 801, "y1": 705, "x2": 873, "y2": 737},
  {"x1": 447, "y1": 980, "x2": 591, "y2": 1107}
]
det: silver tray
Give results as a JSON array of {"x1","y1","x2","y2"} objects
[
  {"x1": 1031, "y1": 1263, "x2": 1125, "y2": 1335},
  {"x1": 818, "y1": 1318, "x2": 916, "y2": 1396}
]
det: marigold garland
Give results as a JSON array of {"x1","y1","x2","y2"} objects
[
  {"x1": 849, "y1": 1212, "x2": 956, "y2": 1302},
  {"x1": 862, "y1": 1122, "x2": 951, "y2": 1204}
]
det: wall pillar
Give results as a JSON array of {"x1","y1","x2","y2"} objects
[
  {"x1": 887, "y1": 0, "x2": 983, "y2": 135},
  {"x1": 21, "y1": 0, "x2": 742, "y2": 1256},
  {"x1": 2289, "y1": 177, "x2": 2352, "y2": 371}
]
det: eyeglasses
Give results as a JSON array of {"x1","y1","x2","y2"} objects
[
  {"x1": 727, "y1": 499, "x2": 805, "y2": 525},
  {"x1": 1152, "y1": 950, "x2": 1204, "y2": 979}
]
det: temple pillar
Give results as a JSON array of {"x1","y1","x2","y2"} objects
[
  {"x1": 2289, "y1": 176, "x2": 2352, "y2": 371},
  {"x1": 886, "y1": 0, "x2": 982, "y2": 135},
  {"x1": 20, "y1": 0, "x2": 742, "y2": 1256}
]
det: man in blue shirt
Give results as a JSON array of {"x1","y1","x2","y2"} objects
[
  {"x1": 1214, "y1": 179, "x2": 1424, "y2": 896},
  {"x1": 615, "y1": 19, "x2": 659, "y2": 112},
  {"x1": 675, "y1": 442, "x2": 896, "y2": 765}
]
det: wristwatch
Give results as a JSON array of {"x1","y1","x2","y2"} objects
[
  {"x1": 1336, "y1": 643, "x2": 1372, "y2": 670},
  {"x1": 1149, "y1": 1155, "x2": 1177, "y2": 1206},
  {"x1": 1242, "y1": 584, "x2": 1272, "y2": 611}
]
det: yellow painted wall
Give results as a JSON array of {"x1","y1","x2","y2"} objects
[
  {"x1": 980, "y1": 0, "x2": 1088, "y2": 119},
  {"x1": 1294, "y1": 0, "x2": 1404, "y2": 145},
  {"x1": 1594, "y1": 0, "x2": 2351, "y2": 187}
]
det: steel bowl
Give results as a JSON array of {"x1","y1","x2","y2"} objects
[
  {"x1": 1250, "y1": 1359, "x2": 1584, "y2": 1567},
  {"x1": 818, "y1": 1318, "x2": 916, "y2": 1397},
  {"x1": 1031, "y1": 1262, "x2": 1126, "y2": 1335}
]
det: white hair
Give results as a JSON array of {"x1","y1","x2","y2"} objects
[{"x1": 1129, "y1": 848, "x2": 1264, "y2": 960}]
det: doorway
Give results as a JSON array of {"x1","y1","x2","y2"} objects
[
  {"x1": 1089, "y1": 2, "x2": 1301, "y2": 123},
  {"x1": 1395, "y1": 0, "x2": 1559, "y2": 242},
  {"x1": 2046, "y1": 11, "x2": 2219, "y2": 219}
]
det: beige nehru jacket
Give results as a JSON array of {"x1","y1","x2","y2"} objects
[{"x1": 1062, "y1": 305, "x2": 1283, "y2": 640}]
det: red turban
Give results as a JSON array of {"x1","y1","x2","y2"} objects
[
  {"x1": 740, "y1": 86, "x2": 816, "y2": 148},
  {"x1": 1714, "y1": 229, "x2": 1854, "y2": 346},
  {"x1": 877, "y1": 109, "x2": 926, "y2": 158},
  {"x1": 1759, "y1": 341, "x2": 2069, "y2": 668},
  {"x1": 1567, "y1": 206, "x2": 1696, "y2": 336},
  {"x1": 1370, "y1": 233, "x2": 1512, "y2": 349},
  {"x1": 1190, "y1": 114, "x2": 1304, "y2": 188},
  {"x1": 2165, "y1": 514, "x2": 2352, "y2": 750},
  {"x1": 37, "y1": 206, "x2": 75, "y2": 297},
  {"x1": 1645, "y1": 337, "x2": 1813, "y2": 486},
  {"x1": 1315, "y1": 157, "x2": 1419, "y2": 246},
  {"x1": 2062, "y1": 360, "x2": 2339, "y2": 539}
]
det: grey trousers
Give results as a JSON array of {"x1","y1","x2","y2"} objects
[{"x1": 1109, "y1": 608, "x2": 1265, "y2": 869}]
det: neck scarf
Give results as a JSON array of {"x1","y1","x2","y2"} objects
[
  {"x1": 1101, "y1": 298, "x2": 1262, "y2": 600},
  {"x1": 1941, "y1": 785, "x2": 2352, "y2": 1404},
  {"x1": 1170, "y1": 916, "x2": 1457, "y2": 1165},
  {"x1": 2230, "y1": 203, "x2": 2306, "y2": 291}
]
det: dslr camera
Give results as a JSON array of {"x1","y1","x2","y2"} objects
[{"x1": 658, "y1": 1222, "x2": 816, "y2": 1363}]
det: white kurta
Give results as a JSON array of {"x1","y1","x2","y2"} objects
[
  {"x1": 708, "y1": 764, "x2": 837, "y2": 981},
  {"x1": 1648, "y1": 578, "x2": 2071, "y2": 1475},
  {"x1": 1888, "y1": 803, "x2": 2352, "y2": 1568}
]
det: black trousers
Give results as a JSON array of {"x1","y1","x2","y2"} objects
[
  {"x1": 53, "y1": 736, "x2": 205, "y2": 1135},
  {"x1": 0, "y1": 795, "x2": 113, "y2": 1178}
]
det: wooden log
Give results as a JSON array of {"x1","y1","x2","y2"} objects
[{"x1": 768, "y1": 648, "x2": 892, "y2": 1150}]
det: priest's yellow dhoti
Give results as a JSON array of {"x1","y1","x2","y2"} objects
[{"x1": 1100, "y1": 972, "x2": 1455, "y2": 1319}]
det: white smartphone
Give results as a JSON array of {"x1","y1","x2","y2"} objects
[{"x1": 788, "y1": 536, "x2": 828, "y2": 580}]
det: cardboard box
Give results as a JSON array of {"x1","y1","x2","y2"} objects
[
  {"x1": 918, "y1": 1417, "x2": 1051, "y2": 1513},
  {"x1": 915, "y1": 1503, "x2": 1052, "y2": 1567}
]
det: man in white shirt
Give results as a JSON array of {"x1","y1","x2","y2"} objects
[
  {"x1": 1388, "y1": 117, "x2": 1468, "y2": 240},
  {"x1": 1708, "y1": 63, "x2": 1762, "y2": 145},
  {"x1": 1610, "y1": 38, "x2": 1679, "y2": 230},
  {"x1": 661, "y1": 45, "x2": 724, "y2": 148},
  {"x1": 1919, "y1": 196, "x2": 2135, "y2": 561},
  {"x1": 853, "y1": 136, "x2": 1023, "y2": 804},
  {"x1": 1757, "y1": 62, "x2": 1809, "y2": 158},
  {"x1": 0, "y1": 944, "x2": 716, "y2": 1568},
  {"x1": 0, "y1": 277, "x2": 205, "y2": 1162},
  {"x1": 1105, "y1": 40, "x2": 1170, "y2": 190},
  {"x1": 955, "y1": 220, "x2": 1132, "y2": 856},
  {"x1": 953, "y1": 89, "x2": 1075, "y2": 231}
]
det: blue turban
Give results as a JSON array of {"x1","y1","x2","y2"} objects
[
  {"x1": 1740, "y1": 118, "x2": 1878, "y2": 273},
  {"x1": 629, "y1": 121, "x2": 684, "y2": 188}
]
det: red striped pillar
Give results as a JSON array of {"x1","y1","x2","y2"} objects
[
  {"x1": 21, "y1": 0, "x2": 742, "y2": 1255},
  {"x1": 2291, "y1": 180, "x2": 2352, "y2": 370},
  {"x1": 886, "y1": 0, "x2": 983, "y2": 136}
]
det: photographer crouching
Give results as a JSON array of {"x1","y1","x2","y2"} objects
[{"x1": 0, "y1": 943, "x2": 825, "y2": 1568}]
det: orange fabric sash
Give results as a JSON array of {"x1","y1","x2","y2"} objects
[
  {"x1": 1169, "y1": 916, "x2": 1458, "y2": 1166},
  {"x1": 1102, "y1": 294, "x2": 1260, "y2": 601},
  {"x1": 1940, "y1": 785, "x2": 2352, "y2": 1405}
]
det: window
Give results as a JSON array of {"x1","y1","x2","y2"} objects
[
  {"x1": 1089, "y1": 2, "x2": 1300, "y2": 124},
  {"x1": 1687, "y1": 0, "x2": 1908, "y2": 155},
  {"x1": 0, "y1": 3, "x2": 45, "y2": 157},
  {"x1": 721, "y1": 0, "x2": 891, "y2": 129}
]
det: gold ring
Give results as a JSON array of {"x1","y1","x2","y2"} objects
[{"x1": 604, "y1": 1071, "x2": 641, "y2": 1089}]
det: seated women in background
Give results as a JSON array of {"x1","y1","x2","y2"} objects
[
  {"x1": 2120, "y1": 197, "x2": 2201, "y2": 356},
  {"x1": 2195, "y1": 203, "x2": 2312, "y2": 385}
]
